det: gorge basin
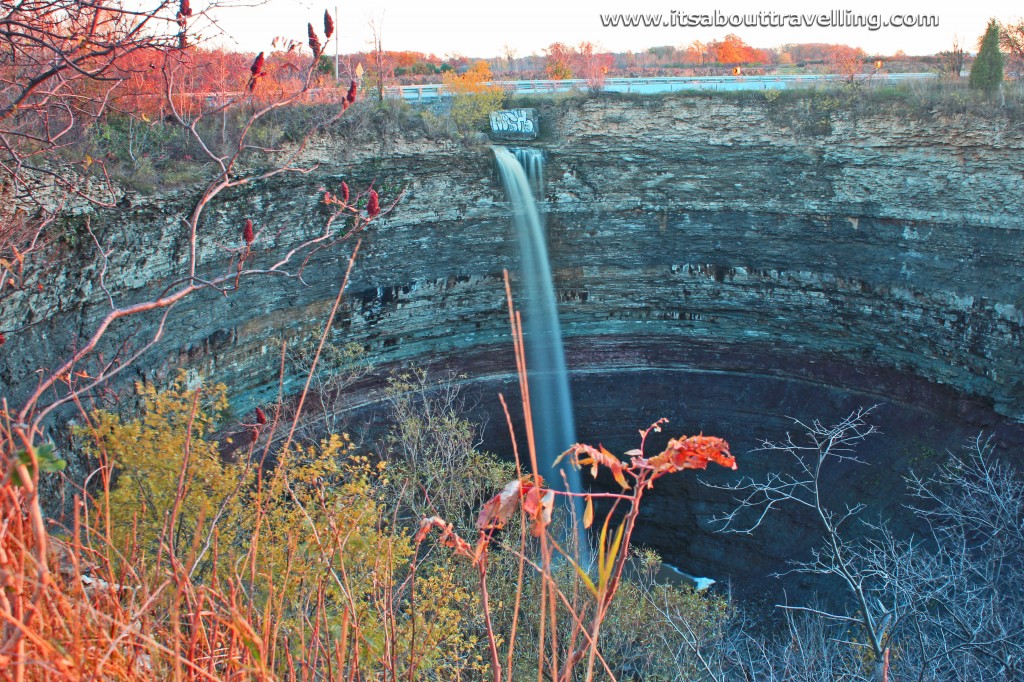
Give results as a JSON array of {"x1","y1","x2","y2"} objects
[
  {"x1": 333, "y1": 335, "x2": 1024, "y2": 597},
  {"x1": 4, "y1": 96, "x2": 1023, "y2": 599}
]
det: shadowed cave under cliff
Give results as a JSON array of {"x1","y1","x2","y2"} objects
[{"x1": 329, "y1": 332, "x2": 1024, "y2": 597}]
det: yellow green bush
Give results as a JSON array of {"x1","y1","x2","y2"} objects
[
  {"x1": 442, "y1": 61, "x2": 506, "y2": 133},
  {"x1": 75, "y1": 373, "x2": 490, "y2": 679}
]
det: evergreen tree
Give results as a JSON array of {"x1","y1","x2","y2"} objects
[{"x1": 970, "y1": 19, "x2": 1005, "y2": 94}]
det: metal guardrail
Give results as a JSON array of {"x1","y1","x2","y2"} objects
[{"x1": 385, "y1": 72, "x2": 938, "y2": 103}]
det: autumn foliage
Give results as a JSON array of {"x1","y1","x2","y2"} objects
[
  {"x1": 441, "y1": 60, "x2": 505, "y2": 133},
  {"x1": 416, "y1": 412, "x2": 734, "y2": 681},
  {"x1": 544, "y1": 42, "x2": 576, "y2": 80},
  {"x1": 0, "y1": 6, "x2": 415, "y2": 677},
  {"x1": 542, "y1": 41, "x2": 614, "y2": 84},
  {"x1": 827, "y1": 44, "x2": 868, "y2": 80},
  {"x1": 110, "y1": 45, "x2": 348, "y2": 120},
  {"x1": 706, "y1": 34, "x2": 771, "y2": 65}
]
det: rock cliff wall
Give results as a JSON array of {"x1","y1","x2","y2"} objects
[{"x1": 4, "y1": 93, "x2": 1023, "y2": 587}]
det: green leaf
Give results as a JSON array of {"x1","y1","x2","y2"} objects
[
  {"x1": 241, "y1": 636, "x2": 263, "y2": 666},
  {"x1": 14, "y1": 443, "x2": 67, "y2": 486}
]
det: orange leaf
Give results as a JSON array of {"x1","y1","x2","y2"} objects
[
  {"x1": 521, "y1": 487, "x2": 555, "y2": 537},
  {"x1": 583, "y1": 495, "x2": 594, "y2": 529},
  {"x1": 567, "y1": 443, "x2": 631, "y2": 490},
  {"x1": 417, "y1": 516, "x2": 478, "y2": 560},
  {"x1": 648, "y1": 435, "x2": 735, "y2": 474}
]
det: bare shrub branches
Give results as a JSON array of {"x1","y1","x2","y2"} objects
[
  {"x1": 0, "y1": 11, "x2": 390, "y2": 676},
  {"x1": 0, "y1": 0, "x2": 184, "y2": 296},
  {"x1": 711, "y1": 409, "x2": 1024, "y2": 682},
  {"x1": 709, "y1": 406, "x2": 877, "y2": 535}
]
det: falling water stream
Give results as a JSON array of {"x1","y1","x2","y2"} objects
[
  {"x1": 512, "y1": 147, "x2": 544, "y2": 200},
  {"x1": 493, "y1": 146, "x2": 588, "y2": 560}
]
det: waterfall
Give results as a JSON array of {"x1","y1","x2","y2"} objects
[
  {"x1": 493, "y1": 146, "x2": 587, "y2": 559},
  {"x1": 512, "y1": 147, "x2": 544, "y2": 200}
]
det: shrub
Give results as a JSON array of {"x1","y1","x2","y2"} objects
[
  {"x1": 380, "y1": 369, "x2": 514, "y2": 530},
  {"x1": 72, "y1": 373, "x2": 491, "y2": 679},
  {"x1": 442, "y1": 61, "x2": 506, "y2": 134},
  {"x1": 971, "y1": 19, "x2": 1005, "y2": 94},
  {"x1": 416, "y1": 406, "x2": 736, "y2": 681}
]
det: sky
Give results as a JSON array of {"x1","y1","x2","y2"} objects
[{"x1": 196, "y1": 0, "x2": 1020, "y2": 59}]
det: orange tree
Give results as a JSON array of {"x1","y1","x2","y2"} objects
[
  {"x1": 708, "y1": 34, "x2": 770, "y2": 65},
  {"x1": 544, "y1": 42, "x2": 575, "y2": 79},
  {"x1": 576, "y1": 42, "x2": 613, "y2": 92}
]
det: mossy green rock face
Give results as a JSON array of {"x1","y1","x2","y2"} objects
[{"x1": 3, "y1": 95, "x2": 1023, "y2": 591}]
